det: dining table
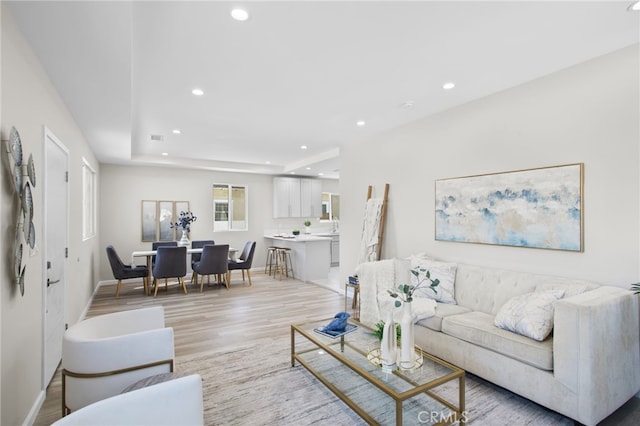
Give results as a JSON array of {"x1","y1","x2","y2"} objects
[{"x1": 131, "y1": 246, "x2": 238, "y2": 291}]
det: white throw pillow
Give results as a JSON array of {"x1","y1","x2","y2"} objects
[
  {"x1": 494, "y1": 290, "x2": 565, "y2": 341},
  {"x1": 410, "y1": 259, "x2": 457, "y2": 305}
]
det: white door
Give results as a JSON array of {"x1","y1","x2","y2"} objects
[{"x1": 43, "y1": 128, "x2": 68, "y2": 385}]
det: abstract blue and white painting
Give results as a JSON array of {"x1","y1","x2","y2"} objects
[{"x1": 435, "y1": 164, "x2": 583, "y2": 251}]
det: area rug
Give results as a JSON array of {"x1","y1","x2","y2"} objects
[{"x1": 176, "y1": 335, "x2": 573, "y2": 425}]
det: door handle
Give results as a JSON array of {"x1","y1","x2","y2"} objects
[{"x1": 47, "y1": 278, "x2": 61, "y2": 287}]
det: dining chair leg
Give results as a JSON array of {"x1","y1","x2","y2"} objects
[
  {"x1": 143, "y1": 276, "x2": 149, "y2": 296},
  {"x1": 199, "y1": 274, "x2": 205, "y2": 293},
  {"x1": 246, "y1": 270, "x2": 253, "y2": 286},
  {"x1": 226, "y1": 271, "x2": 231, "y2": 289},
  {"x1": 115, "y1": 279, "x2": 123, "y2": 298},
  {"x1": 181, "y1": 277, "x2": 188, "y2": 294},
  {"x1": 153, "y1": 278, "x2": 159, "y2": 297}
]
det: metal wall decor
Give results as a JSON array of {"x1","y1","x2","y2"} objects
[
  {"x1": 435, "y1": 163, "x2": 583, "y2": 251},
  {"x1": 4, "y1": 126, "x2": 37, "y2": 296}
]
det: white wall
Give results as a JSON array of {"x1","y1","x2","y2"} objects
[
  {"x1": 1, "y1": 7, "x2": 101, "y2": 425},
  {"x1": 340, "y1": 44, "x2": 639, "y2": 288},
  {"x1": 99, "y1": 164, "x2": 338, "y2": 282}
]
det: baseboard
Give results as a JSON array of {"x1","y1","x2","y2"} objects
[{"x1": 23, "y1": 389, "x2": 45, "y2": 426}]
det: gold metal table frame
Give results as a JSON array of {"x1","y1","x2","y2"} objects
[{"x1": 291, "y1": 318, "x2": 465, "y2": 426}]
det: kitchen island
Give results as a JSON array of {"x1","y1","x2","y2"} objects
[{"x1": 263, "y1": 234, "x2": 331, "y2": 282}]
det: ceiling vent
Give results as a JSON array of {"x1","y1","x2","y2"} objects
[{"x1": 150, "y1": 134, "x2": 164, "y2": 142}]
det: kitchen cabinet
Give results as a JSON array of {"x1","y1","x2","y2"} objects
[
  {"x1": 273, "y1": 177, "x2": 322, "y2": 218},
  {"x1": 330, "y1": 236, "x2": 340, "y2": 266},
  {"x1": 300, "y1": 178, "x2": 322, "y2": 218},
  {"x1": 273, "y1": 177, "x2": 301, "y2": 218}
]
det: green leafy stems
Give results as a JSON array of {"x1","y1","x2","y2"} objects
[
  {"x1": 373, "y1": 320, "x2": 401, "y2": 341},
  {"x1": 387, "y1": 267, "x2": 440, "y2": 308}
]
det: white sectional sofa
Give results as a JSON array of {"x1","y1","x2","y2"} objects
[{"x1": 356, "y1": 258, "x2": 640, "y2": 426}]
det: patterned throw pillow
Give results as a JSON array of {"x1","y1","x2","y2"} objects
[
  {"x1": 410, "y1": 259, "x2": 457, "y2": 305},
  {"x1": 494, "y1": 290, "x2": 565, "y2": 341}
]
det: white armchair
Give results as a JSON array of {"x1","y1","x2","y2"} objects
[
  {"x1": 53, "y1": 374, "x2": 203, "y2": 425},
  {"x1": 62, "y1": 306, "x2": 175, "y2": 415}
]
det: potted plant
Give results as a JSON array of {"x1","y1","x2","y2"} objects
[
  {"x1": 170, "y1": 211, "x2": 197, "y2": 246},
  {"x1": 304, "y1": 220, "x2": 311, "y2": 234},
  {"x1": 292, "y1": 229, "x2": 300, "y2": 236}
]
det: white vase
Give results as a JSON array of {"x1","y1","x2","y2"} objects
[
  {"x1": 399, "y1": 301, "x2": 415, "y2": 370},
  {"x1": 304, "y1": 226, "x2": 311, "y2": 234},
  {"x1": 380, "y1": 310, "x2": 397, "y2": 368},
  {"x1": 178, "y1": 229, "x2": 190, "y2": 247}
]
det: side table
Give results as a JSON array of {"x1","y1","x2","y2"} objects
[{"x1": 344, "y1": 282, "x2": 360, "y2": 320}]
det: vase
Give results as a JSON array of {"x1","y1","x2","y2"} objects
[
  {"x1": 399, "y1": 301, "x2": 415, "y2": 370},
  {"x1": 380, "y1": 310, "x2": 397, "y2": 369},
  {"x1": 178, "y1": 229, "x2": 190, "y2": 247},
  {"x1": 304, "y1": 226, "x2": 311, "y2": 234}
]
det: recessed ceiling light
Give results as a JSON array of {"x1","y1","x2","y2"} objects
[
  {"x1": 161, "y1": 152, "x2": 168, "y2": 156},
  {"x1": 356, "y1": 120, "x2": 366, "y2": 127},
  {"x1": 231, "y1": 8, "x2": 249, "y2": 21},
  {"x1": 265, "y1": 161, "x2": 271, "y2": 164},
  {"x1": 306, "y1": 167, "x2": 311, "y2": 170},
  {"x1": 318, "y1": 172, "x2": 324, "y2": 176},
  {"x1": 300, "y1": 145, "x2": 308, "y2": 150},
  {"x1": 192, "y1": 88, "x2": 204, "y2": 96},
  {"x1": 172, "y1": 129, "x2": 181, "y2": 134},
  {"x1": 290, "y1": 171, "x2": 296, "y2": 175},
  {"x1": 443, "y1": 82, "x2": 456, "y2": 90}
]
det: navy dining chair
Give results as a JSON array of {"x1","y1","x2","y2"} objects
[
  {"x1": 152, "y1": 246, "x2": 187, "y2": 296},
  {"x1": 192, "y1": 244, "x2": 229, "y2": 291},
  {"x1": 106, "y1": 246, "x2": 149, "y2": 297},
  {"x1": 190, "y1": 239, "x2": 214, "y2": 282},
  {"x1": 227, "y1": 241, "x2": 256, "y2": 286}
]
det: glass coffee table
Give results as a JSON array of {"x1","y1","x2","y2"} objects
[{"x1": 291, "y1": 318, "x2": 465, "y2": 425}]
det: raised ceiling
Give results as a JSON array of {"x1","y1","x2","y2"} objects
[{"x1": 6, "y1": 1, "x2": 639, "y2": 179}]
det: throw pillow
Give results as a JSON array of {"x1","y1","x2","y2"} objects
[
  {"x1": 494, "y1": 290, "x2": 565, "y2": 341},
  {"x1": 410, "y1": 259, "x2": 457, "y2": 305}
]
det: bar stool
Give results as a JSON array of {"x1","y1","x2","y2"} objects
[
  {"x1": 275, "y1": 247, "x2": 294, "y2": 280},
  {"x1": 265, "y1": 246, "x2": 279, "y2": 276}
]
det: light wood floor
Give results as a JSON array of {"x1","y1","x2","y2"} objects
[
  {"x1": 34, "y1": 271, "x2": 347, "y2": 425},
  {"x1": 33, "y1": 271, "x2": 640, "y2": 425}
]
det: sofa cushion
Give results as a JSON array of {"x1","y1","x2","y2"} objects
[
  {"x1": 416, "y1": 303, "x2": 471, "y2": 332},
  {"x1": 442, "y1": 311, "x2": 554, "y2": 370},
  {"x1": 494, "y1": 290, "x2": 564, "y2": 341},
  {"x1": 410, "y1": 258, "x2": 457, "y2": 304}
]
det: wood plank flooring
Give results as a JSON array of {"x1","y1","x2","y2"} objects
[
  {"x1": 33, "y1": 271, "x2": 640, "y2": 425},
  {"x1": 34, "y1": 272, "x2": 346, "y2": 425}
]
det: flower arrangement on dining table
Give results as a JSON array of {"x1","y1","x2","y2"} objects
[{"x1": 171, "y1": 210, "x2": 197, "y2": 232}]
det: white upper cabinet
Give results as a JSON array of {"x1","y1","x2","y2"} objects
[
  {"x1": 273, "y1": 177, "x2": 322, "y2": 218},
  {"x1": 273, "y1": 177, "x2": 301, "y2": 218},
  {"x1": 300, "y1": 178, "x2": 322, "y2": 218}
]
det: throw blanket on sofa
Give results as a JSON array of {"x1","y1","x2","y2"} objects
[{"x1": 356, "y1": 259, "x2": 436, "y2": 327}]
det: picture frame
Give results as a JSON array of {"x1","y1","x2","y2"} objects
[
  {"x1": 141, "y1": 200, "x2": 157, "y2": 242},
  {"x1": 141, "y1": 200, "x2": 190, "y2": 242},
  {"x1": 435, "y1": 163, "x2": 584, "y2": 251}
]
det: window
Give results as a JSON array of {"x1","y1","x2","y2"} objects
[
  {"x1": 320, "y1": 192, "x2": 340, "y2": 221},
  {"x1": 82, "y1": 158, "x2": 96, "y2": 240},
  {"x1": 213, "y1": 184, "x2": 248, "y2": 231}
]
